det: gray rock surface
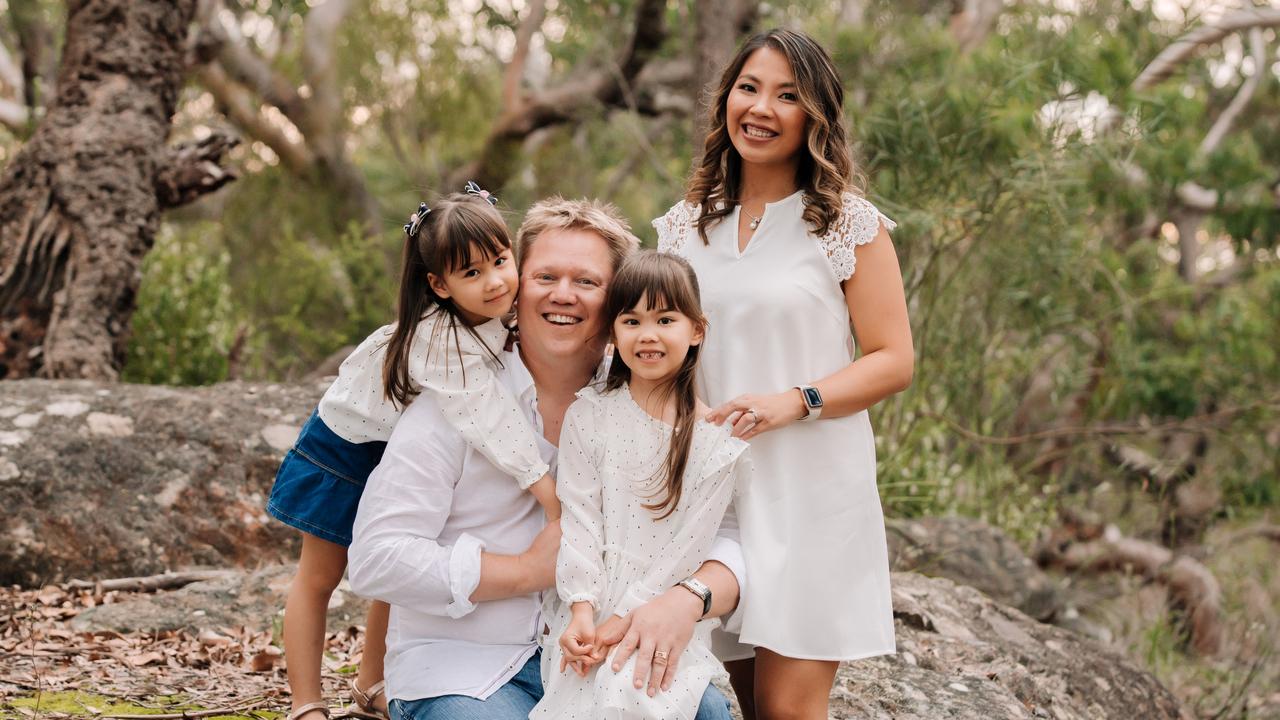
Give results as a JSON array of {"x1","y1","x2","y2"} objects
[
  {"x1": 0, "y1": 379, "x2": 325, "y2": 586},
  {"x1": 827, "y1": 572, "x2": 1188, "y2": 719},
  {"x1": 888, "y1": 516, "x2": 1062, "y2": 621},
  {"x1": 66, "y1": 566, "x2": 1187, "y2": 719},
  {"x1": 70, "y1": 564, "x2": 369, "y2": 634}
]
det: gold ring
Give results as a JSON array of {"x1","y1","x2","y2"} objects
[{"x1": 653, "y1": 650, "x2": 669, "y2": 665}]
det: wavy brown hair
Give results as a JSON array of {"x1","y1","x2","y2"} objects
[
  {"x1": 603, "y1": 251, "x2": 707, "y2": 521},
  {"x1": 382, "y1": 192, "x2": 510, "y2": 408},
  {"x1": 686, "y1": 28, "x2": 860, "y2": 243}
]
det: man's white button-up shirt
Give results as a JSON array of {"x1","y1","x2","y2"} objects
[{"x1": 348, "y1": 347, "x2": 746, "y2": 702}]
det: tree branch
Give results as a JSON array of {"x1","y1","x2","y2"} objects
[
  {"x1": 196, "y1": 63, "x2": 314, "y2": 174},
  {"x1": 1132, "y1": 8, "x2": 1280, "y2": 92},
  {"x1": 300, "y1": 0, "x2": 351, "y2": 147},
  {"x1": 8, "y1": 0, "x2": 55, "y2": 110},
  {"x1": 502, "y1": 0, "x2": 547, "y2": 112},
  {"x1": 0, "y1": 97, "x2": 28, "y2": 131},
  {"x1": 1198, "y1": 27, "x2": 1266, "y2": 158},
  {"x1": 154, "y1": 131, "x2": 241, "y2": 209},
  {"x1": 0, "y1": 39, "x2": 25, "y2": 97},
  {"x1": 449, "y1": 0, "x2": 670, "y2": 190},
  {"x1": 204, "y1": 5, "x2": 307, "y2": 123}
]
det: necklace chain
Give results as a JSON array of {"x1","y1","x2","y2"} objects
[{"x1": 744, "y1": 206, "x2": 763, "y2": 231}]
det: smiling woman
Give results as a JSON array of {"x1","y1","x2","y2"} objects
[{"x1": 655, "y1": 28, "x2": 915, "y2": 720}]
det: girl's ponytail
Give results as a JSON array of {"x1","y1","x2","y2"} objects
[{"x1": 383, "y1": 206, "x2": 439, "y2": 408}]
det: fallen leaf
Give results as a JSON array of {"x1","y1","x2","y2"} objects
[
  {"x1": 127, "y1": 651, "x2": 164, "y2": 666},
  {"x1": 249, "y1": 646, "x2": 283, "y2": 672}
]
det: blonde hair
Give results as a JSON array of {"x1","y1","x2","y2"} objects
[
  {"x1": 686, "y1": 28, "x2": 860, "y2": 243},
  {"x1": 516, "y1": 197, "x2": 640, "y2": 275}
]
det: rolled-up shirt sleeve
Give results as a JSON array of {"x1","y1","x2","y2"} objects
[
  {"x1": 348, "y1": 396, "x2": 483, "y2": 617},
  {"x1": 706, "y1": 465, "x2": 749, "y2": 631}
]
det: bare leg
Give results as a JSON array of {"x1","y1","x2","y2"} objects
[
  {"x1": 752, "y1": 647, "x2": 839, "y2": 720},
  {"x1": 284, "y1": 533, "x2": 348, "y2": 719},
  {"x1": 725, "y1": 657, "x2": 757, "y2": 720},
  {"x1": 352, "y1": 600, "x2": 391, "y2": 715}
]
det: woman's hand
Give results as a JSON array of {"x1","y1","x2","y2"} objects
[
  {"x1": 608, "y1": 587, "x2": 704, "y2": 696},
  {"x1": 559, "y1": 603, "x2": 599, "y2": 677},
  {"x1": 589, "y1": 613, "x2": 632, "y2": 665},
  {"x1": 705, "y1": 389, "x2": 808, "y2": 441}
]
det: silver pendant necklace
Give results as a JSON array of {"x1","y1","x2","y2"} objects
[{"x1": 744, "y1": 207, "x2": 763, "y2": 230}]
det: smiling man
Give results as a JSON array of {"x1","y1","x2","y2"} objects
[{"x1": 347, "y1": 198, "x2": 744, "y2": 720}]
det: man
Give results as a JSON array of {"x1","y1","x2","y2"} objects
[{"x1": 348, "y1": 198, "x2": 744, "y2": 719}]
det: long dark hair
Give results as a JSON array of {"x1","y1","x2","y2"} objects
[
  {"x1": 383, "y1": 192, "x2": 511, "y2": 408},
  {"x1": 686, "y1": 28, "x2": 859, "y2": 243},
  {"x1": 602, "y1": 251, "x2": 708, "y2": 520}
]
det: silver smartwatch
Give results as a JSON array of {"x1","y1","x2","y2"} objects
[
  {"x1": 677, "y1": 577, "x2": 712, "y2": 617},
  {"x1": 796, "y1": 385, "x2": 823, "y2": 421}
]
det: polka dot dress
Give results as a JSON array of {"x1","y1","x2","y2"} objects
[
  {"x1": 531, "y1": 385, "x2": 750, "y2": 720},
  {"x1": 317, "y1": 311, "x2": 548, "y2": 487}
]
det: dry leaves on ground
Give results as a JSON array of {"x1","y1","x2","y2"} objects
[{"x1": 0, "y1": 583, "x2": 368, "y2": 718}]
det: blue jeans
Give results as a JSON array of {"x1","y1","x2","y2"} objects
[{"x1": 389, "y1": 650, "x2": 733, "y2": 720}]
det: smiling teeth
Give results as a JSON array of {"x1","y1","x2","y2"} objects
[
  {"x1": 545, "y1": 314, "x2": 580, "y2": 325},
  {"x1": 745, "y1": 126, "x2": 776, "y2": 138}
]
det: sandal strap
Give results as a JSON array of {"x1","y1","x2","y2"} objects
[
  {"x1": 350, "y1": 679, "x2": 387, "y2": 709},
  {"x1": 287, "y1": 702, "x2": 330, "y2": 720}
]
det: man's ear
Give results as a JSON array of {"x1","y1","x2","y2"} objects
[{"x1": 427, "y1": 272, "x2": 451, "y2": 299}]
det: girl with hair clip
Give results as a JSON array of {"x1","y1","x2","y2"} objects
[
  {"x1": 653, "y1": 28, "x2": 914, "y2": 719},
  {"x1": 531, "y1": 251, "x2": 751, "y2": 720},
  {"x1": 266, "y1": 185, "x2": 560, "y2": 720}
]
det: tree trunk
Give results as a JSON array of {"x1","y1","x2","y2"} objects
[
  {"x1": 0, "y1": 0, "x2": 198, "y2": 379},
  {"x1": 691, "y1": 0, "x2": 758, "y2": 156}
]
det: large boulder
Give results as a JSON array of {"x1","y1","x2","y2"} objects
[
  {"x1": 0, "y1": 379, "x2": 324, "y2": 586},
  {"x1": 828, "y1": 572, "x2": 1189, "y2": 719},
  {"x1": 888, "y1": 516, "x2": 1062, "y2": 621}
]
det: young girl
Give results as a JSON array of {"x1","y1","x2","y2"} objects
[
  {"x1": 530, "y1": 251, "x2": 751, "y2": 720},
  {"x1": 266, "y1": 185, "x2": 559, "y2": 720},
  {"x1": 653, "y1": 28, "x2": 914, "y2": 720}
]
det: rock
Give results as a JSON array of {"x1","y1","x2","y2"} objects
[
  {"x1": 888, "y1": 516, "x2": 1062, "y2": 621},
  {"x1": 824, "y1": 572, "x2": 1188, "y2": 719},
  {"x1": 0, "y1": 379, "x2": 326, "y2": 586},
  {"x1": 71, "y1": 564, "x2": 369, "y2": 634}
]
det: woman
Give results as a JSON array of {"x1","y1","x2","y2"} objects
[{"x1": 653, "y1": 28, "x2": 914, "y2": 719}]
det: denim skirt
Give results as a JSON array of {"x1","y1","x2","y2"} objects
[{"x1": 266, "y1": 410, "x2": 387, "y2": 547}]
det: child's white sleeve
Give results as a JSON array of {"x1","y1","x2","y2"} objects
[
  {"x1": 554, "y1": 400, "x2": 606, "y2": 609},
  {"x1": 409, "y1": 321, "x2": 550, "y2": 488},
  {"x1": 611, "y1": 441, "x2": 747, "y2": 618}
]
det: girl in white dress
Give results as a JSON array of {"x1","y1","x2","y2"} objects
[
  {"x1": 653, "y1": 29, "x2": 915, "y2": 719},
  {"x1": 531, "y1": 251, "x2": 751, "y2": 720},
  {"x1": 266, "y1": 185, "x2": 559, "y2": 720}
]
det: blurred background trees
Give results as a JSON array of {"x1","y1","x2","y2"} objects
[{"x1": 1, "y1": 0, "x2": 1278, "y2": 708}]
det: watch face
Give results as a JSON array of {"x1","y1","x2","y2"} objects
[{"x1": 802, "y1": 386, "x2": 823, "y2": 408}]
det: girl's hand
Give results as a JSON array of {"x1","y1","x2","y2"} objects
[
  {"x1": 705, "y1": 389, "x2": 808, "y2": 441},
  {"x1": 559, "y1": 604, "x2": 598, "y2": 677},
  {"x1": 590, "y1": 613, "x2": 632, "y2": 664}
]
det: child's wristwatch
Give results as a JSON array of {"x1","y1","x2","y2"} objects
[{"x1": 677, "y1": 577, "x2": 712, "y2": 618}]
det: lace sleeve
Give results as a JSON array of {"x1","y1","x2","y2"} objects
[
  {"x1": 652, "y1": 200, "x2": 696, "y2": 256},
  {"x1": 820, "y1": 193, "x2": 897, "y2": 282}
]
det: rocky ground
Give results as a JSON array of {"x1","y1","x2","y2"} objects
[{"x1": 1, "y1": 379, "x2": 1275, "y2": 718}]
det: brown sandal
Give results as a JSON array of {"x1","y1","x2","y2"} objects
[
  {"x1": 287, "y1": 702, "x2": 330, "y2": 720},
  {"x1": 349, "y1": 679, "x2": 388, "y2": 720}
]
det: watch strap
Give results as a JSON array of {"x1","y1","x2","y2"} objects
[{"x1": 677, "y1": 577, "x2": 712, "y2": 617}]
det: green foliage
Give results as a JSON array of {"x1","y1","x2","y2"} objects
[{"x1": 122, "y1": 0, "x2": 1279, "y2": 530}]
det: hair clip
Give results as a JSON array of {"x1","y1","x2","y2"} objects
[
  {"x1": 464, "y1": 180, "x2": 497, "y2": 206},
  {"x1": 404, "y1": 201, "x2": 430, "y2": 237}
]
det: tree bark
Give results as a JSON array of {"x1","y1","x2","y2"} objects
[{"x1": 0, "y1": 0, "x2": 207, "y2": 379}]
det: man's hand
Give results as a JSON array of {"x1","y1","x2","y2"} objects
[
  {"x1": 610, "y1": 587, "x2": 704, "y2": 696},
  {"x1": 517, "y1": 519, "x2": 561, "y2": 593}
]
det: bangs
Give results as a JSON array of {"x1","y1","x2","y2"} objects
[
  {"x1": 427, "y1": 196, "x2": 512, "y2": 275},
  {"x1": 605, "y1": 251, "x2": 704, "y2": 325}
]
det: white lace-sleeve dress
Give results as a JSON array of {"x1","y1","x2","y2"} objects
[
  {"x1": 653, "y1": 191, "x2": 897, "y2": 661},
  {"x1": 530, "y1": 385, "x2": 751, "y2": 720}
]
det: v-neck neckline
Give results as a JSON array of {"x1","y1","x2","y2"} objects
[{"x1": 732, "y1": 190, "x2": 803, "y2": 258}]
